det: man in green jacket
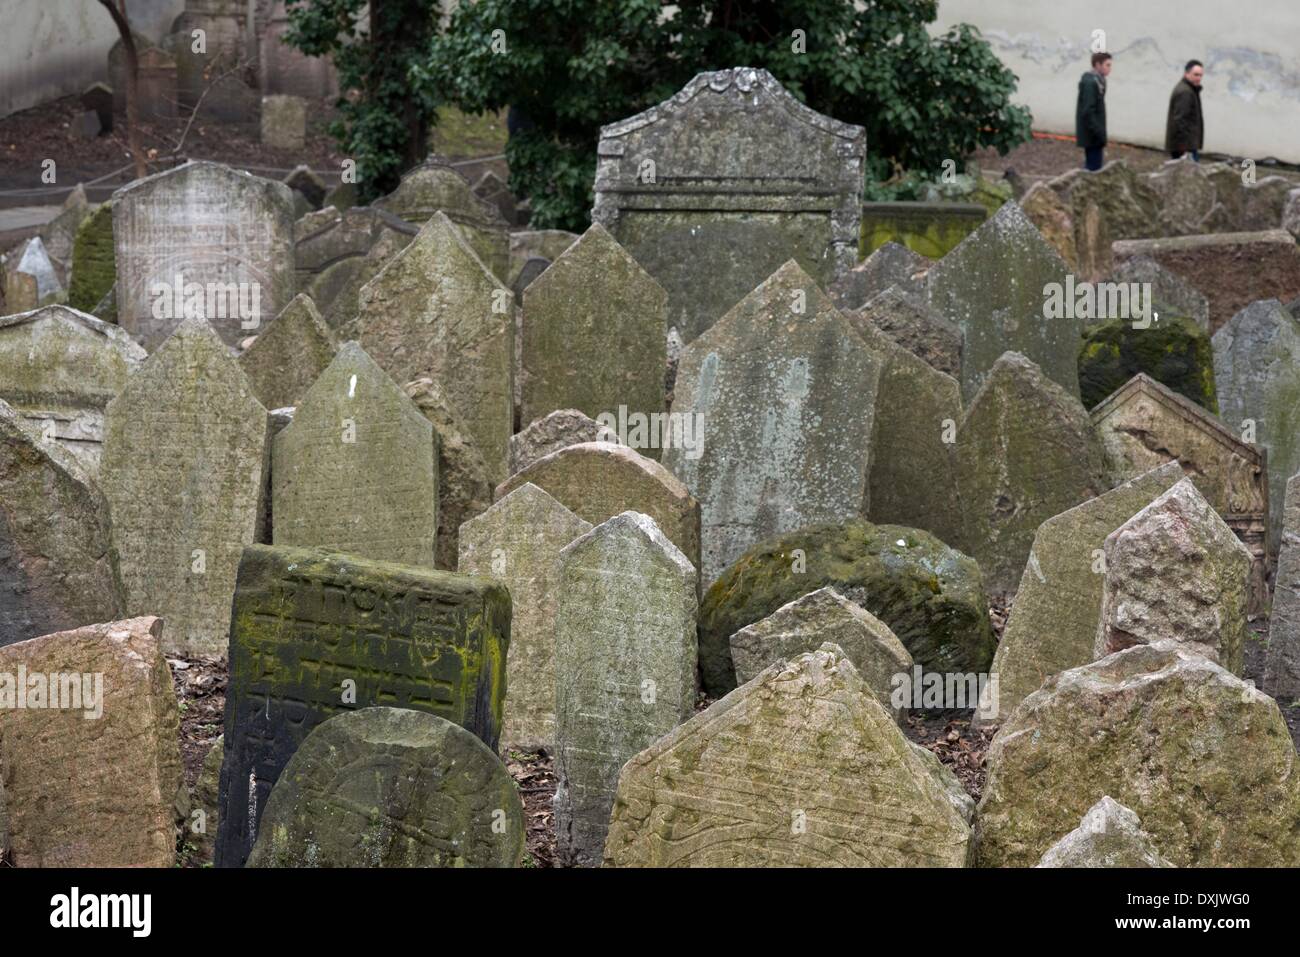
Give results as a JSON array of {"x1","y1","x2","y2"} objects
[
  {"x1": 1076, "y1": 52, "x2": 1111, "y2": 171},
  {"x1": 1166, "y1": 60, "x2": 1205, "y2": 160}
]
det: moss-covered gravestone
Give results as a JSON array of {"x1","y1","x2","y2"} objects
[
  {"x1": 1109, "y1": 254, "x2": 1210, "y2": 331},
  {"x1": 238, "y1": 293, "x2": 339, "y2": 411},
  {"x1": 68, "y1": 202, "x2": 116, "y2": 313},
  {"x1": 605, "y1": 644, "x2": 971, "y2": 867},
  {"x1": 247, "y1": 707, "x2": 523, "y2": 868},
  {"x1": 1036, "y1": 797, "x2": 1173, "y2": 868},
  {"x1": 508, "y1": 408, "x2": 611, "y2": 476},
  {"x1": 215, "y1": 544, "x2": 510, "y2": 868},
  {"x1": 1267, "y1": 473, "x2": 1300, "y2": 701},
  {"x1": 1078, "y1": 313, "x2": 1216, "y2": 412}
]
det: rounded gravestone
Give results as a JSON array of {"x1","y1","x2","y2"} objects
[{"x1": 247, "y1": 707, "x2": 523, "y2": 868}]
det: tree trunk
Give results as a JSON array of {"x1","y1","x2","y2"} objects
[{"x1": 98, "y1": 0, "x2": 148, "y2": 181}]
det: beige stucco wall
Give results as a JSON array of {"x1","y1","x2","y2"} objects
[{"x1": 935, "y1": 0, "x2": 1300, "y2": 162}]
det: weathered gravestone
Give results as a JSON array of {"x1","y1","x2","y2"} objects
[
  {"x1": 926, "y1": 201, "x2": 1079, "y2": 401},
  {"x1": 0, "y1": 616, "x2": 181, "y2": 866},
  {"x1": 472, "y1": 170, "x2": 518, "y2": 226},
  {"x1": 109, "y1": 39, "x2": 177, "y2": 120},
  {"x1": 0, "y1": 305, "x2": 145, "y2": 474},
  {"x1": 39, "y1": 185, "x2": 90, "y2": 286},
  {"x1": 3, "y1": 267, "x2": 38, "y2": 315},
  {"x1": 259, "y1": 0, "x2": 339, "y2": 100},
  {"x1": 976, "y1": 641, "x2": 1300, "y2": 867},
  {"x1": 664, "y1": 260, "x2": 880, "y2": 586},
  {"x1": 273, "y1": 342, "x2": 435, "y2": 566},
  {"x1": 1109, "y1": 255, "x2": 1210, "y2": 332},
  {"x1": 521, "y1": 224, "x2": 666, "y2": 425},
  {"x1": 247, "y1": 707, "x2": 523, "y2": 867},
  {"x1": 81, "y1": 82, "x2": 113, "y2": 133},
  {"x1": 294, "y1": 205, "x2": 416, "y2": 332},
  {"x1": 68, "y1": 202, "x2": 116, "y2": 314},
  {"x1": 459, "y1": 483, "x2": 592, "y2": 750},
  {"x1": 168, "y1": 0, "x2": 257, "y2": 120},
  {"x1": 1078, "y1": 313, "x2": 1217, "y2": 412},
  {"x1": 1043, "y1": 160, "x2": 1162, "y2": 277},
  {"x1": 1266, "y1": 472, "x2": 1300, "y2": 701},
  {"x1": 728, "y1": 588, "x2": 912, "y2": 722},
  {"x1": 0, "y1": 400, "x2": 124, "y2": 646},
  {"x1": 357, "y1": 211, "x2": 513, "y2": 483},
  {"x1": 1145, "y1": 157, "x2": 1218, "y2": 237},
  {"x1": 1018, "y1": 181, "x2": 1078, "y2": 270},
  {"x1": 604, "y1": 644, "x2": 971, "y2": 867},
  {"x1": 828, "y1": 241, "x2": 930, "y2": 313},
  {"x1": 1095, "y1": 478, "x2": 1251, "y2": 674},
  {"x1": 190, "y1": 735, "x2": 223, "y2": 865},
  {"x1": 1036, "y1": 797, "x2": 1173, "y2": 868},
  {"x1": 11, "y1": 237, "x2": 62, "y2": 304},
  {"x1": 260, "y1": 94, "x2": 306, "y2": 151},
  {"x1": 112, "y1": 160, "x2": 296, "y2": 350},
  {"x1": 854, "y1": 287, "x2": 962, "y2": 378},
  {"x1": 509, "y1": 230, "x2": 578, "y2": 288},
  {"x1": 283, "y1": 166, "x2": 327, "y2": 211},
  {"x1": 982, "y1": 461, "x2": 1184, "y2": 726},
  {"x1": 238, "y1": 293, "x2": 339, "y2": 411},
  {"x1": 554, "y1": 512, "x2": 696, "y2": 867},
  {"x1": 508, "y1": 408, "x2": 612, "y2": 476},
  {"x1": 100, "y1": 317, "x2": 269, "y2": 655},
  {"x1": 593, "y1": 67, "x2": 865, "y2": 344},
  {"x1": 216, "y1": 544, "x2": 510, "y2": 867}
]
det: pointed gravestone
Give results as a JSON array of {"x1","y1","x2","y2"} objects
[
  {"x1": 100, "y1": 317, "x2": 269, "y2": 655},
  {"x1": 273, "y1": 342, "x2": 436, "y2": 566},
  {"x1": 856, "y1": 285, "x2": 962, "y2": 377},
  {"x1": 1095, "y1": 478, "x2": 1251, "y2": 674},
  {"x1": 459, "y1": 482, "x2": 592, "y2": 750},
  {"x1": 828, "y1": 241, "x2": 930, "y2": 313},
  {"x1": 14, "y1": 237, "x2": 62, "y2": 303},
  {"x1": 926, "y1": 201, "x2": 1079, "y2": 401},
  {"x1": 357, "y1": 211, "x2": 513, "y2": 483},
  {"x1": 0, "y1": 305, "x2": 145, "y2": 474},
  {"x1": 1213, "y1": 299, "x2": 1300, "y2": 554},
  {"x1": 664, "y1": 260, "x2": 881, "y2": 586},
  {"x1": 605, "y1": 643, "x2": 972, "y2": 867},
  {"x1": 554, "y1": 512, "x2": 697, "y2": 867},
  {"x1": 1267, "y1": 472, "x2": 1300, "y2": 701},
  {"x1": 216, "y1": 544, "x2": 510, "y2": 868},
  {"x1": 520, "y1": 223, "x2": 667, "y2": 426},
  {"x1": 0, "y1": 400, "x2": 124, "y2": 646},
  {"x1": 508, "y1": 408, "x2": 612, "y2": 476},
  {"x1": 1036, "y1": 797, "x2": 1173, "y2": 868},
  {"x1": 983, "y1": 461, "x2": 1184, "y2": 726},
  {"x1": 238, "y1": 293, "x2": 339, "y2": 411},
  {"x1": 954, "y1": 352, "x2": 1108, "y2": 593},
  {"x1": 68, "y1": 202, "x2": 116, "y2": 313}
]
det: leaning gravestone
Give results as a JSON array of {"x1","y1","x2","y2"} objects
[
  {"x1": 238, "y1": 293, "x2": 339, "y2": 411},
  {"x1": 855, "y1": 286, "x2": 962, "y2": 378},
  {"x1": 508, "y1": 408, "x2": 612, "y2": 476},
  {"x1": 247, "y1": 707, "x2": 523, "y2": 868},
  {"x1": 68, "y1": 202, "x2": 116, "y2": 313},
  {"x1": 605, "y1": 644, "x2": 972, "y2": 867},
  {"x1": 0, "y1": 305, "x2": 145, "y2": 474},
  {"x1": 1036, "y1": 797, "x2": 1173, "y2": 868},
  {"x1": 294, "y1": 205, "x2": 416, "y2": 332},
  {"x1": 273, "y1": 342, "x2": 435, "y2": 566},
  {"x1": 521, "y1": 223, "x2": 666, "y2": 425},
  {"x1": 926, "y1": 201, "x2": 1079, "y2": 401},
  {"x1": 357, "y1": 211, "x2": 514, "y2": 484},
  {"x1": 459, "y1": 483, "x2": 592, "y2": 750},
  {"x1": 665, "y1": 260, "x2": 881, "y2": 586},
  {"x1": 100, "y1": 317, "x2": 269, "y2": 655},
  {"x1": 215, "y1": 544, "x2": 510, "y2": 868},
  {"x1": 112, "y1": 160, "x2": 296, "y2": 350},
  {"x1": 0, "y1": 616, "x2": 182, "y2": 867},
  {"x1": 554, "y1": 512, "x2": 696, "y2": 867},
  {"x1": 593, "y1": 67, "x2": 865, "y2": 344},
  {"x1": 1267, "y1": 472, "x2": 1300, "y2": 701},
  {"x1": 828, "y1": 241, "x2": 930, "y2": 313},
  {"x1": 0, "y1": 400, "x2": 124, "y2": 646},
  {"x1": 509, "y1": 230, "x2": 578, "y2": 288}
]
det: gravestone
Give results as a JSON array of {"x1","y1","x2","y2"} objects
[
  {"x1": 664, "y1": 260, "x2": 881, "y2": 586},
  {"x1": 13, "y1": 237, "x2": 62, "y2": 303},
  {"x1": 1145, "y1": 157, "x2": 1217, "y2": 236},
  {"x1": 1095, "y1": 479, "x2": 1250, "y2": 674},
  {"x1": 983, "y1": 462, "x2": 1184, "y2": 726},
  {"x1": 459, "y1": 482, "x2": 592, "y2": 749},
  {"x1": 112, "y1": 160, "x2": 296, "y2": 350},
  {"x1": 496, "y1": 441, "x2": 700, "y2": 576},
  {"x1": 247, "y1": 707, "x2": 523, "y2": 867},
  {"x1": 100, "y1": 317, "x2": 269, "y2": 655},
  {"x1": 190, "y1": 736, "x2": 223, "y2": 865},
  {"x1": 3, "y1": 267, "x2": 38, "y2": 314},
  {"x1": 273, "y1": 342, "x2": 436, "y2": 566},
  {"x1": 259, "y1": 0, "x2": 339, "y2": 100},
  {"x1": 0, "y1": 399, "x2": 124, "y2": 646},
  {"x1": 1036, "y1": 797, "x2": 1173, "y2": 868},
  {"x1": 605, "y1": 644, "x2": 972, "y2": 867},
  {"x1": 508, "y1": 408, "x2": 612, "y2": 476},
  {"x1": 472, "y1": 170, "x2": 518, "y2": 226},
  {"x1": 70, "y1": 111, "x2": 101, "y2": 140},
  {"x1": 109, "y1": 39, "x2": 177, "y2": 120},
  {"x1": 283, "y1": 166, "x2": 327, "y2": 209},
  {"x1": 856, "y1": 286, "x2": 962, "y2": 378},
  {"x1": 1266, "y1": 472, "x2": 1300, "y2": 701},
  {"x1": 593, "y1": 67, "x2": 865, "y2": 344},
  {"x1": 521, "y1": 224, "x2": 666, "y2": 425},
  {"x1": 215, "y1": 544, "x2": 510, "y2": 868},
  {"x1": 68, "y1": 202, "x2": 116, "y2": 313},
  {"x1": 1018, "y1": 181, "x2": 1078, "y2": 269},
  {"x1": 0, "y1": 305, "x2": 145, "y2": 474},
  {"x1": 261, "y1": 95, "x2": 306, "y2": 151},
  {"x1": 954, "y1": 352, "x2": 1109, "y2": 593},
  {"x1": 357, "y1": 211, "x2": 513, "y2": 483},
  {"x1": 926, "y1": 201, "x2": 1079, "y2": 401},
  {"x1": 0, "y1": 616, "x2": 182, "y2": 867},
  {"x1": 509, "y1": 230, "x2": 577, "y2": 288},
  {"x1": 511, "y1": 256, "x2": 549, "y2": 303},
  {"x1": 81, "y1": 82, "x2": 113, "y2": 132},
  {"x1": 554, "y1": 512, "x2": 696, "y2": 867},
  {"x1": 168, "y1": 0, "x2": 256, "y2": 121},
  {"x1": 238, "y1": 293, "x2": 339, "y2": 411},
  {"x1": 828, "y1": 242, "x2": 930, "y2": 313},
  {"x1": 40, "y1": 185, "x2": 91, "y2": 285}
]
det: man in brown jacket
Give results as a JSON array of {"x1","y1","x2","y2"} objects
[{"x1": 1166, "y1": 60, "x2": 1205, "y2": 160}]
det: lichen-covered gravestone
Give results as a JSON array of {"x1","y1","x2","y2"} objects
[
  {"x1": 508, "y1": 408, "x2": 612, "y2": 476},
  {"x1": 357, "y1": 211, "x2": 513, "y2": 483},
  {"x1": 0, "y1": 617, "x2": 182, "y2": 867},
  {"x1": 593, "y1": 67, "x2": 865, "y2": 344},
  {"x1": 68, "y1": 202, "x2": 116, "y2": 313},
  {"x1": 0, "y1": 400, "x2": 124, "y2": 646},
  {"x1": 664, "y1": 260, "x2": 881, "y2": 587},
  {"x1": 112, "y1": 160, "x2": 295, "y2": 350},
  {"x1": 605, "y1": 644, "x2": 971, "y2": 867},
  {"x1": 553, "y1": 512, "x2": 696, "y2": 867},
  {"x1": 216, "y1": 544, "x2": 510, "y2": 868},
  {"x1": 1078, "y1": 313, "x2": 1217, "y2": 412},
  {"x1": 273, "y1": 342, "x2": 436, "y2": 566},
  {"x1": 238, "y1": 293, "x2": 339, "y2": 411},
  {"x1": 100, "y1": 317, "x2": 270, "y2": 655},
  {"x1": 1036, "y1": 797, "x2": 1173, "y2": 868},
  {"x1": 520, "y1": 224, "x2": 666, "y2": 425},
  {"x1": 828, "y1": 242, "x2": 930, "y2": 313},
  {"x1": 855, "y1": 286, "x2": 962, "y2": 378},
  {"x1": 0, "y1": 305, "x2": 145, "y2": 475},
  {"x1": 984, "y1": 462, "x2": 1183, "y2": 726},
  {"x1": 1267, "y1": 472, "x2": 1300, "y2": 701},
  {"x1": 247, "y1": 707, "x2": 523, "y2": 868},
  {"x1": 1108, "y1": 254, "x2": 1210, "y2": 331},
  {"x1": 459, "y1": 482, "x2": 592, "y2": 750}
]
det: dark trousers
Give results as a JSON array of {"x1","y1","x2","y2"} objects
[
  {"x1": 1084, "y1": 146, "x2": 1105, "y2": 171},
  {"x1": 1171, "y1": 150, "x2": 1200, "y2": 162}
]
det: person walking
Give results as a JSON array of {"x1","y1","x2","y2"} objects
[
  {"x1": 1076, "y1": 52, "x2": 1111, "y2": 171},
  {"x1": 1166, "y1": 60, "x2": 1205, "y2": 160}
]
